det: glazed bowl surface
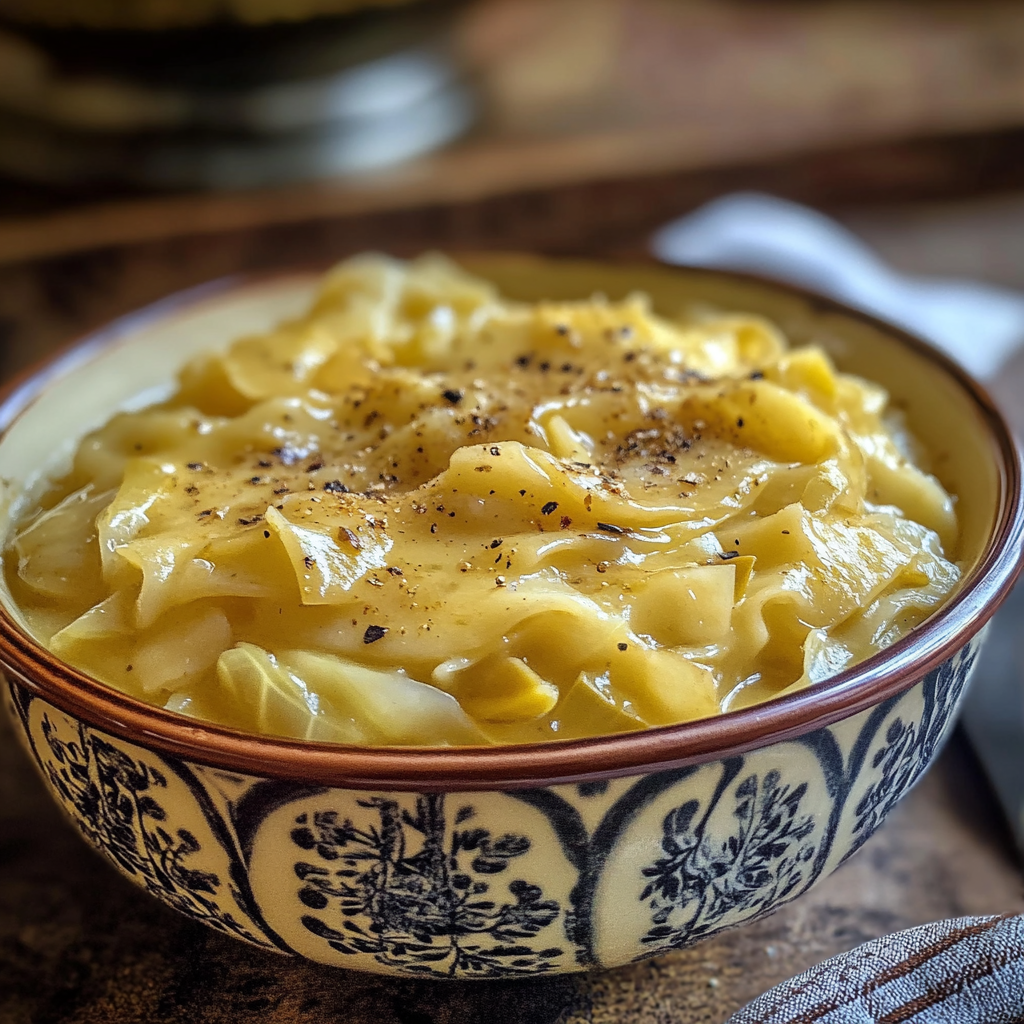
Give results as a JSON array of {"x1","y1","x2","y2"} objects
[{"x1": 1, "y1": 256, "x2": 1021, "y2": 978}]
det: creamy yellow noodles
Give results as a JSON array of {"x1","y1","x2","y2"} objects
[{"x1": 6, "y1": 255, "x2": 962, "y2": 745}]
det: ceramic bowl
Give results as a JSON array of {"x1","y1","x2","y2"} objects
[{"x1": 1, "y1": 257, "x2": 1021, "y2": 978}]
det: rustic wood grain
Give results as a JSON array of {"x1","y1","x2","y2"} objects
[{"x1": 7, "y1": 126, "x2": 1024, "y2": 268}]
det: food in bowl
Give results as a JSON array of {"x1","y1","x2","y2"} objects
[
  {"x1": 6, "y1": 255, "x2": 963, "y2": 745},
  {"x1": 0, "y1": 258, "x2": 1019, "y2": 977}
]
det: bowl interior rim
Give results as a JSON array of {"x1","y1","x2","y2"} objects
[{"x1": 1, "y1": 259, "x2": 1021, "y2": 792}]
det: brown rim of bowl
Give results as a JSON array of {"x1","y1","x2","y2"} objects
[{"x1": 0, "y1": 262, "x2": 1021, "y2": 792}]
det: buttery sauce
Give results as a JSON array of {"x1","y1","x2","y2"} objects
[{"x1": 6, "y1": 255, "x2": 961, "y2": 745}]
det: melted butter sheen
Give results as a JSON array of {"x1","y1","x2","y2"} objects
[{"x1": 6, "y1": 255, "x2": 962, "y2": 745}]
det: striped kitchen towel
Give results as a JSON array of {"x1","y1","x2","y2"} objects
[{"x1": 727, "y1": 914, "x2": 1024, "y2": 1023}]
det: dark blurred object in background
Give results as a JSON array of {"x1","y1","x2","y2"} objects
[
  {"x1": 0, "y1": 2, "x2": 473, "y2": 187},
  {"x1": 0, "y1": 0, "x2": 419, "y2": 30},
  {"x1": 8, "y1": 1, "x2": 1024, "y2": 265},
  {"x1": 7, "y1": 0, "x2": 1024, "y2": 199}
]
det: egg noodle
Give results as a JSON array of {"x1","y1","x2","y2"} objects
[{"x1": 6, "y1": 255, "x2": 961, "y2": 745}]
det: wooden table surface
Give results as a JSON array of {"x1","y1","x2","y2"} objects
[{"x1": 1, "y1": 193, "x2": 1023, "y2": 1024}]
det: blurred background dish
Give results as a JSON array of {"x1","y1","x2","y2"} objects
[
  {"x1": 7, "y1": 1, "x2": 1024, "y2": 208},
  {"x1": 0, "y1": 3, "x2": 473, "y2": 187}
]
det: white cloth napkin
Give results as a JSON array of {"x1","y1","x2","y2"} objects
[{"x1": 652, "y1": 192, "x2": 1024, "y2": 381}]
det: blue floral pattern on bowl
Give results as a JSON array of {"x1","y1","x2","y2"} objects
[{"x1": 3, "y1": 635, "x2": 981, "y2": 977}]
